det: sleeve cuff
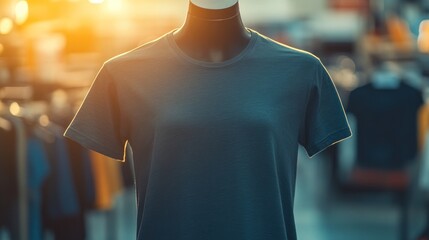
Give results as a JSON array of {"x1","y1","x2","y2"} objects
[
  {"x1": 63, "y1": 126, "x2": 125, "y2": 161},
  {"x1": 306, "y1": 127, "x2": 353, "y2": 158}
]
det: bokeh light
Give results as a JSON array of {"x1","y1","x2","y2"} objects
[
  {"x1": 15, "y1": 0, "x2": 29, "y2": 25},
  {"x1": 0, "y1": 17, "x2": 14, "y2": 35},
  {"x1": 9, "y1": 102, "x2": 21, "y2": 116}
]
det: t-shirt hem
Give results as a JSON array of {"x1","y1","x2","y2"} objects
[
  {"x1": 63, "y1": 126, "x2": 124, "y2": 161},
  {"x1": 306, "y1": 127, "x2": 352, "y2": 158}
]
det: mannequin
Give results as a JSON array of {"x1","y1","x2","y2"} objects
[
  {"x1": 64, "y1": 1, "x2": 352, "y2": 239},
  {"x1": 172, "y1": 0, "x2": 251, "y2": 63}
]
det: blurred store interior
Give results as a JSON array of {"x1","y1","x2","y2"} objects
[{"x1": 1, "y1": 0, "x2": 429, "y2": 239}]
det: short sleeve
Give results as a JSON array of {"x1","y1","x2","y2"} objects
[
  {"x1": 63, "y1": 64, "x2": 128, "y2": 161},
  {"x1": 298, "y1": 60, "x2": 352, "y2": 158}
]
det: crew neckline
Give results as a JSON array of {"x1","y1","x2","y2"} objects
[{"x1": 166, "y1": 27, "x2": 258, "y2": 68}]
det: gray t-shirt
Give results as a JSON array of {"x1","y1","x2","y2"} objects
[{"x1": 64, "y1": 28, "x2": 352, "y2": 240}]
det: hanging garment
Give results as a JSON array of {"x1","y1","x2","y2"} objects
[
  {"x1": 89, "y1": 150, "x2": 124, "y2": 210},
  {"x1": 337, "y1": 113, "x2": 358, "y2": 183},
  {"x1": 3, "y1": 115, "x2": 28, "y2": 240},
  {"x1": 41, "y1": 123, "x2": 84, "y2": 240},
  {"x1": 51, "y1": 114, "x2": 97, "y2": 210},
  {"x1": 419, "y1": 103, "x2": 429, "y2": 191},
  {"x1": 64, "y1": 28, "x2": 352, "y2": 240},
  {"x1": 46, "y1": 116, "x2": 96, "y2": 240},
  {"x1": 26, "y1": 135, "x2": 50, "y2": 240},
  {"x1": 0, "y1": 117, "x2": 17, "y2": 215},
  {"x1": 81, "y1": 148, "x2": 96, "y2": 209},
  {"x1": 420, "y1": 132, "x2": 429, "y2": 191},
  {"x1": 65, "y1": 138, "x2": 96, "y2": 210},
  {"x1": 347, "y1": 81, "x2": 424, "y2": 170},
  {"x1": 41, "y1": 123, "x2": 80, "y2": 217},
  {"x1": 0, "y1": 116, "x2": 19, "y2": 239},
  {"x1": 418, "y1": 103, "x2": 429, "y2": 151}
]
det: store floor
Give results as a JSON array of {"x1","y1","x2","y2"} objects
[
  {"x1": 0, "y1": 148, "x2": 426, "y2": 240},
  {"x1": 294, "y1": 147, "x2": 426, "y2": 240}
]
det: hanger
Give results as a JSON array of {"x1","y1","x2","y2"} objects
[{"x1": 371, "y1": 61, "x2": 402, "y2": 89}]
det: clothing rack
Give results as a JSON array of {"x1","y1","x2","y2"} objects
[
  {"x1": 0, "y1": 93, "x2": 30, "y2": 240},
  {"x1": 0, "y1": 115, "x2": 28, "y2": 240},
  {"x1": 0, "y1": 82, "x2": 87, "y2": 240}
]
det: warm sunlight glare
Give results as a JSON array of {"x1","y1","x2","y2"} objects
[
  {"x1": 106, "y1": 0, "x2": 124, "y2": 13},
  {"x1": 88, "y1": 0, "x2": 104, "y2": 4},
  {"x1": 15, "y1": 0, "x2": 29, "y2": 25}
]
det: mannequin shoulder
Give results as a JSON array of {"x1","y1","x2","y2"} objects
[
  {"x1": 256, "y1": 34, "x2": 320, "y2": 65},
  {"x1": 104, "y1": 35, "x2": 168, "y2": 66}
]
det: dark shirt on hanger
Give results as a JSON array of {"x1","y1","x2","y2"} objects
[{"x1": 347, "y1": 81, "x2": 424, "y2": 170}]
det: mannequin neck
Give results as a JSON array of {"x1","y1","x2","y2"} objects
[
  {"x1": 172, "y1": 2, "x2": 251, "y2": 63},
  {"x1": 190, "y1": 0, "x2": 238, "y2": 10}
]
